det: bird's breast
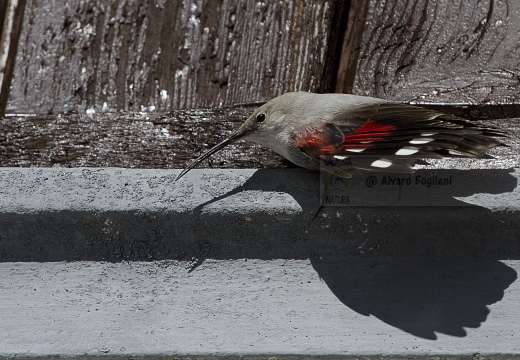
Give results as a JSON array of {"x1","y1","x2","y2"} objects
[{"x1": 268, "y1": 134, "x2": 321, "y2": 170}]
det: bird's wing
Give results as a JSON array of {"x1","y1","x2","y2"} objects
[{"x1": 297, "y1": 102, "x2": 504, "y2": 173}]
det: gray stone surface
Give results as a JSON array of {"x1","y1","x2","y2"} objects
[
  {"x1": 1, "y1": 260, "x2": 520, "y2": 357},
  {"x1": 1, "y1": 167, "x2": 520, "y2": 356}
]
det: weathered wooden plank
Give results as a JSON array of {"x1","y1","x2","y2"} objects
[
  {"x1": 0, "y1": 0, "x2": 26, "y2": 116},
  {"x1": 335, "y1": 0, "x2": 369, "y2": 94},
  {"x1": 1, "y1": 111, "x2": 518, "y2": 169},
  {"x1": 347, "y1": 0, "x2": 520, "y2": 105},
  {"x1": 0, "y1": 2, "x2": 6, "y2": 35},
  {"x1": 6, "y1": 0, "x2": 343, "y2": 114},
  {"x1": 0, "y1": 109, "x2": 290, "y2": 169}
]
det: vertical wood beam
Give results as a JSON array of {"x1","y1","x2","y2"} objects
[
  {"x1": 334, "y1": 0, "x2": 369, "y2": 94},
  {"x1": 0, "y1": 0, "x2": 25, "y2": 116}
]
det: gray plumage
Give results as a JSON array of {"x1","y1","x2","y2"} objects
[{"x1": 177, "y1": 92, "x2": 504, "y2": 180}]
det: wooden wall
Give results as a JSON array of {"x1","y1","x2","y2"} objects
[
  {"x1": 0, "y1": 0, "x2": 518, "y2": 169},
  {"x1": 344, "y1": 0, "x2": 520, "y2": 107},
  {"x1": 5, "y1": 0, "x2": 346, "y2": 114},
  {"x1": 0, "y1": 0, "x2": 26, "y2": 116}
]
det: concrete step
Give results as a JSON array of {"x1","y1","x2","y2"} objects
[{"x1": 1, "y1": 168, "x2": 520, "y2": 357}]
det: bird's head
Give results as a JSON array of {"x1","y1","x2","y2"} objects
[{"x1": 176, "y1": 94, "x2": 301, "y2": 180}]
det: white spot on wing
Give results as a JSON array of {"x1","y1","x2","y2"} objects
[
  {"x1": 160, "y1": 90, "x2": 168, "y2": 101},
  {"x1": 421, "y1": 132, "x2": 437, "y2": 136},
  {"x1": 449, "y1": 150, "x2": 467, "y2": 156},
  {"x1": 410, "y1": 138, "x2": 434, "y2": 144},
  {"x1": 346, "y1": 149, "x2": 365, "y2": 153},
  {"x1": 334, "y1": 156, "x2": 348, "y2": 160},
  {"x1": 395, "y1": 147, "x2": 419, "y2": 156},
  {"x1": 371, "y1": 159, "x2": 393, "y2": 168}
]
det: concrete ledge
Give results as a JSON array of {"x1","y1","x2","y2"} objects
[
  {"x1": 1, "y1": 167, "x2": 519, "y2": 261},
  {"x1": 1, "y1": 168, "x2": 520, "y2": 357}
]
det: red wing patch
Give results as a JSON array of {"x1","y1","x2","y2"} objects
[
  {"x1": 343, "y1": 120, "x2": 396, "y2": 149},
  {"x1": 295, "y1": 131, "x2": 331, "y2": 149},
  {"x1": 296, "y1": 132, "x2": 338, "y2": 155},
  {"x1": 295, "y1": 123, "x2": 345, "y2": 157},
  {"x1": 352, "y1": 120, "x2": 397, "y2": 134}
]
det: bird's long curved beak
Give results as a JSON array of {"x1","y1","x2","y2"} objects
[{"x1": 176, "y1": 131, "x2": 246, "y2": 180}]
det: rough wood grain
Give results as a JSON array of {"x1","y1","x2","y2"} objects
[
  {"x1": 0, "y1": 0, "x2": 26, "y2": 116},
  {"x1": 1, "y1": 111, "x2": 518, "y2": 169},
  {"x1": 335, "y1": 0, "x2": 369, "y2": 94},
  {"x1": 0, "y1": 2, "x2": 6, "y2": 36},
  {"x1": 7, "y1": 0, "x2": 342, "y2": 114},
  {"x1": 350, "y1": 0, "x2": 520, "y2": 105},
  {"x1": 0, "y1": 109, "x2": 290, "y2": 169}
]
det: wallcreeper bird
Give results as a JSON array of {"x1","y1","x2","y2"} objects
[{"x1": 176, "y1": 92, "x2": 504, "y2": 180}]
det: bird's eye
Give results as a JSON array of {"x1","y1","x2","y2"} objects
[{"x1": 256, "y1": 113, "x2": 266, "y2": 123}]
